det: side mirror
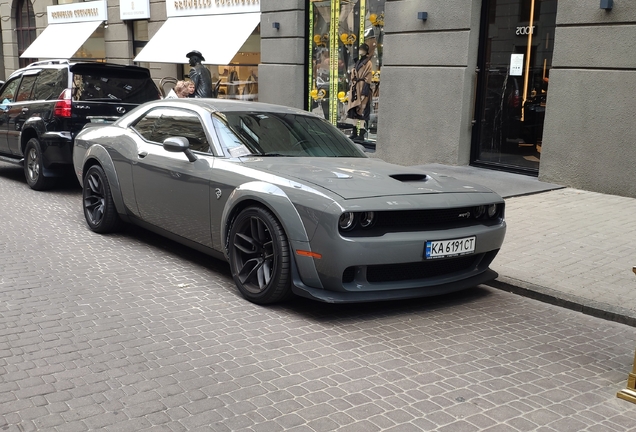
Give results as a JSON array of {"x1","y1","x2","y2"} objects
[{"x1": 163, "y1": 136, "x2": 197, "y2": 162}]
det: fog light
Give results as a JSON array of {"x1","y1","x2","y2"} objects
[
  {"x1": 474, "y1": 205, "x2": 485, "y2": 219},
  {"x1": 339, "y1": 212, "x2": 356, "y2": 231},
  {"x1": 487, "y1": 204, "x2": 497, "y2": 218},
  {"x1": 359, "y1": 211, "x2": 375, "y2": 228}
]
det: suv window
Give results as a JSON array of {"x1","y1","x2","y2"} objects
[
  {"x1": 133, "y1": 108, "x2": 210, "y2": 153},
  {"x1": 15, "y1": 74, "x2": 37, "y2": 102},
  {"x1": 0, "y1": 78, "x2": 20, "y2": 110},
  {"x1": 33, "y1": 68, "x2": 68, "y2": 101},
  {"x1": 72, "y1": 69, "x2": 159, "y2": 104}
]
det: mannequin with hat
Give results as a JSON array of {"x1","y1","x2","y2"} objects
[
  {"x1": 186, "y1": 50, "x2": 214, "y2": 98},
  {"x1": 346, "y1": 43, "x2": 373, "y2": 143}
]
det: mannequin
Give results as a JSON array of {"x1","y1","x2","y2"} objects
[
  {"x1": 186, "y1": 50, "x2": 213, "y2": 98},
  {"x1": 346, "y1": 43, "x2": 373, "y2": 142}
]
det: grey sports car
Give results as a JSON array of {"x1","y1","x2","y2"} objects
[{"x1": 73, "y1": 99, "x2": 506, "y2": 304}]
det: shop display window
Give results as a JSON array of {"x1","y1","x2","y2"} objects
[
  {"x1": 472, "y1": 0, "x2": 557, "y2": 173},
  {"x1": 308, "y1": 0, "x2": 385, "y2": 146},
  {"x1": 181, "y1": 26, "x2": 260, "y2": 101}
]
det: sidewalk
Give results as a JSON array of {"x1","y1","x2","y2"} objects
[{"x1": 419, "y1": 164, "x2": 636, "y2": 326}]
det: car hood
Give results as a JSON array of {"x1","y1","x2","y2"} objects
[{"x1": 240, "y1": 157, "x2": 495, "y2": 199}]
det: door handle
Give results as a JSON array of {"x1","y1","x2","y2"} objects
[
  {"x1": 21, "y1": 108, "x2": 29, "y2": 114},
  {"x1": 138, "y1": 151, "x2": 148, "y2": 158}
]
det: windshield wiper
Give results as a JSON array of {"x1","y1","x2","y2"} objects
[{"x1": 243, "y1": 153, "x2": 291, "y2": 157}]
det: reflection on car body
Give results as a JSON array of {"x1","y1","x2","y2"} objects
[{"x1": 73, "y1": 99, "x2": 506, "y2": 305}]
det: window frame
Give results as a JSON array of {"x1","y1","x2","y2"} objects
[
  {"x1": 16, "y1": 0, "x2": 36, "y2": 68},
  {"x1": 130, "y1": 107, "x2": 214, "y2": 155}
]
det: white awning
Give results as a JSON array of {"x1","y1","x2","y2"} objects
[
  {"x1": 21, "y1": 21, "x2": 102, "y2": 59},
  {"x1": 134, "y1": 12, "x2": 260, "y2": 65}
]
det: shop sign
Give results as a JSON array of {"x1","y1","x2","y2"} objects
[
  {"x1": 510, "y1": 54, "x2": 524, "y2": 76},
  {"x1": 120, "y1": 0, "x2": 151, "y2": 20},
  {"x1": 516, "y1": 25, "x2": 536, "y2": 36},
  {"x1": 47, "y1": 0, "x2": 107, "y2": 24},
  {"x1": 167, "y1": 0, "x2": 259, "y2": 18}
]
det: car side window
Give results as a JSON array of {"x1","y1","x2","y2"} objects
[
  {"x1": 133, "y1": 108, "x2": 211, "y2": 153},
  {"x1": 32, "y1": 69, "x2": 68, "y2": 101},
  {"x1": 15, "y1": 75, "x2": 37, "y2": 102},
  {"x1": 0, "y1": 78, "x2": 20, "y2": 110}
]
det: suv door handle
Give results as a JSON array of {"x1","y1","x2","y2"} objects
[{"x1": 138, "y1": 151, "x2": 148, "y2": 158}]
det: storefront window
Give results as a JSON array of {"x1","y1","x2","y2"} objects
[
  {"x1": 308, "y1": 0, "x2": 385, "y2": 146},
  {"x1": 74, "y1": 25, "x2": 105, "y2": 61},
  {"x1": 132, "y1": 20, "x2": 150, "y2": 69},
  {"x1": 473, "y1": 0, "x2": 557, "y2": 173},
  {"x1": 181, "y1": 26, "x2": 260, "y2": 101},
  {"x1": 16, "y1": 0, "x2": 36, "y2": 67}
]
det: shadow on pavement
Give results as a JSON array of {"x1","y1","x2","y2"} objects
[{"x1": 0, "y1": 162, "x2": 81, "y2": 194}]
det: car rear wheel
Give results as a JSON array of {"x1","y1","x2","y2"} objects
[
  {"x1": 229, "y1": 207, "x2": 291, "y2": 304},
  {"x1": 83, "y1": 165, "x2": 121, "y2": 233},
  {"x1": 24, "y1": 138, "x2": 55, "y2": 190}
]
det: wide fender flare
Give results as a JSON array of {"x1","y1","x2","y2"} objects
[
  {"x1": 221, "y1": 181, "x2": 324, "y2": 289},
  {"x1": 81, "y1": 144, "x2": 127, "y2": 217},
  {"x1": 222, "y1": 181, "x2": 310, "y2": 249}
]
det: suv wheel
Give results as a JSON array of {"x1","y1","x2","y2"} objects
[{"x1": 24, "y1": 138, "x2": 55, "y2": 190}]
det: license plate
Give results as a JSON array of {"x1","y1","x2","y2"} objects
[{"x1": 425, "y1": 237, "x2": 476, "y2": 259}]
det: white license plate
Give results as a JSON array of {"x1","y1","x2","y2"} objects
[{"x1": 425, "y1": 237, "x2": 476, "y2": 259}]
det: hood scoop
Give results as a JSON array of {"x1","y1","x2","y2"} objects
[{"x1": 389, "y1": 173, "x2": 428, "y2": 182}]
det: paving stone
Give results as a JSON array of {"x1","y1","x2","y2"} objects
[{"x1": 0, "y1": 170, "x2": 636, "y2": 431}]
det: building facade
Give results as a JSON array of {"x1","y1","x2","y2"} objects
[{"x1": 1, "y1": 0, "x2": 635, "y2": 197}]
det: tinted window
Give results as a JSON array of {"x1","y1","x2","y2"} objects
[
  {"x1": 15, "y1": 74, "x2": 37, "y2": 102},
  {"x1": 0, "y1": 78, "x2": 21, "y2": 109},
  {"x1": 32, "y1": 68, "x2": 68, "y2": 100},
  {"x1": 72, "y1": 69, "x2": 160, "y2": 104},
  {"x1": 133, "y1": 108, "x2": 210, "y2": 153},
  {"x1": 213, "y1": 111, "x2": 364, "y2": 158}
]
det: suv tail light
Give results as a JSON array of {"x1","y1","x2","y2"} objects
[{"x1": 54, "y1": 88, "x2": 72, "y2": 118}]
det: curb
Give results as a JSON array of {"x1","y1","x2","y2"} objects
[{"x1": 486, "y1": 275, "x2": 636, "y2": 328}]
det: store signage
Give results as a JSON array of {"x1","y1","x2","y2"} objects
[
  {"x1": 510, "y1": 54, "x2": 524, "y2": 76},
  {"x1": 47, "y1": 0, "x2": 107, "y2": 24},
  {"x1": 516, "y1": 25, "x2": 536, "y2": 36},
  {"x1": 167, "y1": 0, "x2": 259, "y2": 17},
  {"x1": 120, "y1": 0, "x2": 151, "y2": 20}
]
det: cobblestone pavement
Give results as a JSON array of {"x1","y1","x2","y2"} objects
[
  {"x1": 490, "y1": 188, "x2": 636, "y2": 320},
  {"x1": 2, "y1": 163, "x2": 636, "y2": 432}
]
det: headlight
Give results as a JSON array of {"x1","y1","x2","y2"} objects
[
  {"x1": 359, "y1": 211, "x2": 375, "y2": 228},
  {"x1": 339, "y1": 212, "x2": 356, "y2": 231},
  {"x1": 487, "y1": 204, "x2": 498, "y2": 218},
  {"x1": 474, "y1": 205, "x2": 485, "y2": 219}
]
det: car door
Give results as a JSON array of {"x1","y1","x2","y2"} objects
[
  {"x1": 0, "y1": 77, "x2": 22, "y2": 155},
  {"x1": 7, "y1": 71, "x2": 38, "y2": 155},
  {"x1": 130, "y1": 107, "x2": 214, "y2": 247}
]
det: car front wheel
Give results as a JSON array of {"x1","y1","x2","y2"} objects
[
  {"x1": 24, "y1": 138, "x2": 55, "y2": 190},
  {"x1": 229, "y1": 207, "x2": 291, "y2": 304},
  {"x1": 83, "y1": 165, "x2": 121, "y2": 233}
]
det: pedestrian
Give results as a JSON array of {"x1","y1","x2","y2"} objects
[{"x1": 186, "y1": 50, "x2": 213, "y2": 98}]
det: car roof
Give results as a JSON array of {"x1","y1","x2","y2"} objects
[
  {"x1": 149, "y1": 98, "x2": 315, "y2": 117},
  {"x1": 8, "y1": 60, "x2": 150, "y2": 80}
]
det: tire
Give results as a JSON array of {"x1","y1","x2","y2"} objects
[
  {"x1": 24, "y1": 138, "x2": 55, "y2": 190},
  {"x1": 228, "y1": 206, "x2": 292, "y2": 304},
  {"x1": 82, "y1": 165, "x2": 122, "y2": 233}
]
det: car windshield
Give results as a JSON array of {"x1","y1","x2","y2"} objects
[{"x1": 212, "y1": 111, "x2": 365, "y2": 158}]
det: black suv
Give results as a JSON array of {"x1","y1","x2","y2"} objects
[{"x1": 0, "y1": 60, "x2": 161, "y2": 190}]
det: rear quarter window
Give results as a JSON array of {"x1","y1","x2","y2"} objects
[{"x1": 32, "y1": 69, "x2": 68, "y2": 101}]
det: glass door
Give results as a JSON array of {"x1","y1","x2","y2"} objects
[
  {"x1": 308, "y1": 0, "x2": 385, "y2": 145},
  {"x1": 472, "y1": 0, "x2": 557, "y2": 174}
]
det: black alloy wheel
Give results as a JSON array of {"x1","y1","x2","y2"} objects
[
  {"x1": 83, "y1": 165, "x2": 121, "y2": 233},
  {"x1": 24, "y1": 138, "x2": 55, "y2": 190},
  {"x1": 229, "y1": 207, "x2": 291, "y2": 304}
]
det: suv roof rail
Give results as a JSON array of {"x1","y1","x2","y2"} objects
[{"x1": 27, "y1": 59, "x2": 70, "y2": 67}]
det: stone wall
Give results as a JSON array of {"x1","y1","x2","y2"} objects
[{"x1": 539, "y1": 0, "x2": 636, "y2": 197}]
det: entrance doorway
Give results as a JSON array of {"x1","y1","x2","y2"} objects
[
  {"x1": 307, "y1": 0, "x2": 385, "y2": 147},
  {"x1": 472, "y1": 0, "x2": 557, "y2": 174}
]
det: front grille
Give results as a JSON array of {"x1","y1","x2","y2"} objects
[
  {"x1": 374, "y1": 208, "x2": 477, "y2": 228},
  {"x1": 341, "y1": 255, "x2": 479, "y2": 284}
]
